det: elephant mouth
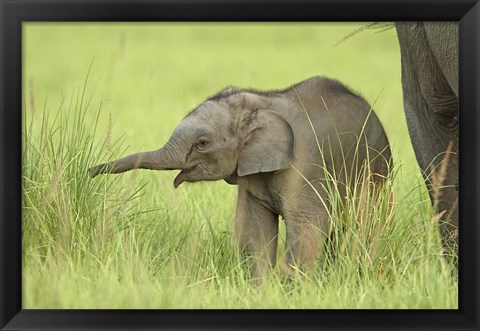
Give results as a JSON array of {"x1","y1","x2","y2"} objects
[{"x1": 173, "y1": 165, "x2": 198, "y2": 188}]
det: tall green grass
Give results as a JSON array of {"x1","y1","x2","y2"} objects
[
  {"x1": 22, "y1": 78, "x2": 457, "y2": 309},
  {"x1": 22, "y1": 23, "x2": 457, "y2": 309}
]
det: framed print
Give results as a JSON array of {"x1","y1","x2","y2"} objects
[{"x1": 1, "y1": 0, "x2": 479, "y2": 330}]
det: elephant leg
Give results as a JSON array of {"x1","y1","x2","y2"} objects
[
  {"x1": 283, "y1": 206, "x2": 329, "y2": 276},
  {"x1": 234, "y1": 187, "x2": 279, "y2": 279}
]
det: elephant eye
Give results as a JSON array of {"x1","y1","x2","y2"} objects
[
  {"x1": 195, "y1": 139, "x2": 210, "y2": 150},
  {"x1": 436, "y1": 112, "x2": 458, "y2": 130}
]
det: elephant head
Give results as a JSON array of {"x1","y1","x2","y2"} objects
[
  {"x1": 88, "y1": 90, "x2": 295, "y2": 187},
  {"x1": 396, "y1": 22, "x2": 458, "y2": 252}
]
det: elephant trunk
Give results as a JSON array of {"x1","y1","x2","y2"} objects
[{"x1": 88, "y1": 142, "x2": 182, "y2": 178}]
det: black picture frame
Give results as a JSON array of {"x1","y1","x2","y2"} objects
[{"x1": 1, "y1": 0, "x2": 479, "y2": 330}]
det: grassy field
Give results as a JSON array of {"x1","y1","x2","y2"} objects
[{"x1": 22, "y1": 23, "x2": 457, "y2": 309}]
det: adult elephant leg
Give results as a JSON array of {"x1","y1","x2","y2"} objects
[
  {"x1": 396, "y1": 22, "x2": 459, "y2": 254},
  {"x1": 234, "y1": 187, "x2": 279, "y2": 279}
]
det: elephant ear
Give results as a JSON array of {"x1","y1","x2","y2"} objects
[{"x1": 237, "y1": 109, "x2": 295, "y2": 177}]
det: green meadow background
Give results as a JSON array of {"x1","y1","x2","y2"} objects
[{"x1": 22, "y1": 23, "x2": 457, "y2": 308}]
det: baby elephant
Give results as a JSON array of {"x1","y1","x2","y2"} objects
[{"x1": 89, "y1": 76, "x2": 391, "y2": 278}]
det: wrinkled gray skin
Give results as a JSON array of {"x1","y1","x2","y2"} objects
[
  {"x1": 396, "y1": 23, "x2": 458, "y2": 253},
  {"x1": 89, "y1": 76, "x2": 391, "y2": 278}
]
